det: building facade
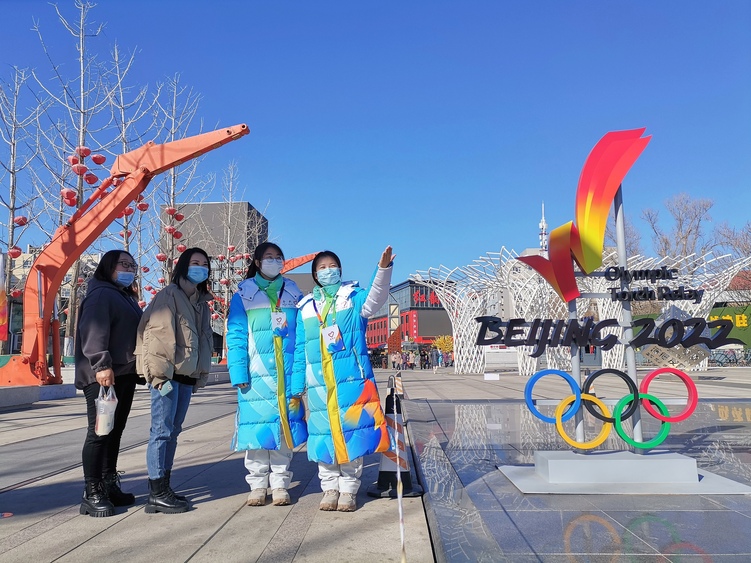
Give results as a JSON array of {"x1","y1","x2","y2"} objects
[{"x1": 366, "y1": 279, "x2": 451, "y2": 350}]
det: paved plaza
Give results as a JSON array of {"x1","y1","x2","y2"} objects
[{"x1": 2, "y1": 366, "x2": 751, "y2": 562}]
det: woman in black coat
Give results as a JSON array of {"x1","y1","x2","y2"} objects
[{"x1": 75, "y1": 249, "x2": 143, "y2": 517}]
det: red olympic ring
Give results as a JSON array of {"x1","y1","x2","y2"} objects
[
  {"x1": 661, "y1": 542, "x2": 712, "y2": 562},
  {"x1": 639, "y1": 367, "x2": 698, "y2": 423}
]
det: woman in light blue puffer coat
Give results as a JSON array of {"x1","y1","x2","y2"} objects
[{"x1": 227, "y1": 242, "x2": 307, "y2": 507}]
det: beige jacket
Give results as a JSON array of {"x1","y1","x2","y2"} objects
[{"x1": 135, "y1": 283, "x2": 213, "y2": 390}]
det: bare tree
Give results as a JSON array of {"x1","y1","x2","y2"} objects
[
  {"x1": 641, "y1": 193, "x2": 715, "y2": 265},
  {"x1": 105, "y1": 42, "x2": 160, "y2": 305},
  {"x1": 604, "y1": 209, "x2": 642, "y2": 257},
  {"x1": 0, "y1": 67, "x2": 43, "y2": 354},
  {"x1": 715, "y1": 221, "x2": 751, "y2": 303},
  {"x1": 189, "y1": 161, "x2": 269, "y2": 357},
  {"x1": 150, "y1": 74, "x2": 212, "y2": 285},
  {"x1": 31, "y1": 1, "x2": 118, "y2": 353}
]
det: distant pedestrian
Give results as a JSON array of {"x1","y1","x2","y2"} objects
[
  {"x1": 430, "y1": 348, "x2": 440, "y2": 374},
  {"x1": 226, "y1": 242, "x2": 307, "y2": 508},
  {"x1": 76, "y1": 250, "x2": 142, "y2": 517},
  {"x1": 294, "y1": 247, "x2": 394, "y2": 512},
  {"x1": 136, "y1": 247, "x2": 214, "y2": 514}
]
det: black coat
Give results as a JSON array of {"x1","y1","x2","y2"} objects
[{"x1": 74, "y1": 277, "x2": 143, "y2": 389}]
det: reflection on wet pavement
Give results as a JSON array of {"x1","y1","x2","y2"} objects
[{"x1": 407, "y1": 399, "x2": 751, "y2": 562}]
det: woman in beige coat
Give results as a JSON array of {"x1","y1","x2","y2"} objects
[{"x1": 136, "y1": 247, "x2": 214, "y2": 514}]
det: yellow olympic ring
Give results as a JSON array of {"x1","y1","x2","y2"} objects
[{"x1": 555, "y1": 394, "x2": 613, "y2": 450}]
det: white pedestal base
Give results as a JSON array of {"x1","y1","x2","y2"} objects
[{"x1": 499, "y1": 450, "x2": 751, "y2": 495}]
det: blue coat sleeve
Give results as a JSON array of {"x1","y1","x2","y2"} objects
[
  {"x1": 292, "y1": 302, "x2": 308, "y2": 395},
  {"x1": 226, "y1": 293, "x2": 249, "y2": 387}
]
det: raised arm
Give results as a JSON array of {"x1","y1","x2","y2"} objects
[{"x1": 362, "y1": 246, "x2": 395, "y2": 318}]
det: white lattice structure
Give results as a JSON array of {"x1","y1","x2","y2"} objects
[
  {"x1": 411, "y1": 266, "x2": 488, "y2": 374},
  {"x1": 414, "y1": 246, "x2": 750, "y2": 375}
]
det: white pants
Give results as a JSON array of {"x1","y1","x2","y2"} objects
[
  {"x1": 244, "y1": 442, "x2": 293, "y2": 490},
  {"x1": 318, "y1": 457, "x2": 363, "y2": 494}
]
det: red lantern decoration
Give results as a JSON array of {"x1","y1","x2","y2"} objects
[
  {"x1": 75, "y1": 146, "x2": 91, "y2": 157},
  {"x1": 8, "y1": 246, "x2": 22, "y2": 259},
  {"x1": 229, "y1": 256, "x2": 237, "y2": 263},
  {"x1": 71, "y1": 164, "x2": 88, "y2": 176},
  {"x1": 67, "y1": 155, "x2": 79, "y2": 166},
  {"x1": 165, "y1": 207, "x2": 177, "y2": 216},
  {"x1": 144, "y1": 285, "x2": 153, "y2": 291},
  {"x1": 172, "y1": 231, "x2": 182, "y2": 240},
  {"x1": 227, "y1": 245, "x2": 236, "y2": 252},
  {"x1": 243, "y1": 253, "x2": 251, "y2": 260},
  {"x1": 173, "y1": 212, "x2": 184, "y2": 221},
  {"x1": 99, "y1": 190, "x2": 110, "y2": 200},
  {"x1": 84, "y1": 173, "x2": 98, "y2": 185},
  {"x1": 176, "y1": 244, "x2": 187, "y2": 253},
  {"x1": 150, "y1": 289, "x2": 157, "y2": 295},
  {"x1": 91, "y1": 153, "x2": 106, "y2": 165},
  {"x1": 211, "y1": 313, "x2": 220, "y2": 320},
  {"x1": 116, "y1": 210, "x2": 125, "y2": 219},
  {"x1": 141, "y1": 266, "x2": 150, "y2": 273},
  {"x1": 219, "y1": 278, "x2": 229, "y2": 286},
  {"x1": 173, "y1": 258, "x2": 179, "y2": 265},
  {"x1": 11, "y1": 289, "x2": 22, "y2": 298},
  {"x1": 120, "y1": 230, "x2": 132, "y2": 238},
  {"x1": 158, "y1": 277, "x2": 166, "y2": 284},
  {"x1": 217, "y1": 254, "x2": 226, "y2": 261},
  {"x1": 13, "y1": 216, "x2": 28, "y2": 227},
  {"x1": 136, "y1": 201, "x2": 149, "y2": 211},
  {"x1": 164, "y1": 225, "x2": 176, "y2": 234},
  {"x1": 77, "y1": 277, "x2": 84, "y2": 285},
  {"x1": 138, "y1": 300, "x2": 147, "y2": 308},
  {"x1": 64, "y1": 197, "x2": 78, "y2": 207},
  {"x1": 123, "y1": 206, "x2": 134, "y2": 216},
  {"x1": 60, "y1": 188, "x2": 76, "y2": 199},
  {"x1": 156, "y1": 253, "x2": 168, "y2": 262}
]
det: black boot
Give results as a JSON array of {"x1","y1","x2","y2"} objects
[
  {"x1": 165, "y1": 470, "x2": 188, "y2": 503},
  {"x1": 145, "y1": 477, "x2": 189, "y2": 514},
  {"x1": 103, "y1": 472, "x2": 136, "y2": 507},
  {"x1": 80, "y1": 479, "x2": 115, "y2": 517}
]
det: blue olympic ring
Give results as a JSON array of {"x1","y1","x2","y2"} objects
[{"x1": 523, "y1": 369, "x2": 581, "y2": 424}]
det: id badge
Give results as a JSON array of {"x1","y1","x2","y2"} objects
[
  {"x1": 322, "y1": 323, "x2": 345, "y2": 353},
  {"x1": 271, "y1": 311, "x2": 288, "y2": 337}
]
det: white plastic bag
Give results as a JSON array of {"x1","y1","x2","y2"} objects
[{"x1": 95, "y1": 386, "x2": 118, "y2": 436}]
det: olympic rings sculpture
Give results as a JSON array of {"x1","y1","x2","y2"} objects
[{"x1": 524, "y1": 367, "x2": 699, "y2": 450}]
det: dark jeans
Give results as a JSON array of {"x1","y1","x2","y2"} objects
[{"x1": 82, "y1": 374, "x2": 138, "y2": 480}]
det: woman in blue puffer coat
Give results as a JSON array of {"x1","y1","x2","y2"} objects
[
  {"x1": 293, "y1": 246, "x2": 394, "y2": 512},
  {"x1": 227, "y1": 242, "x2": 307, "y2": 507}
]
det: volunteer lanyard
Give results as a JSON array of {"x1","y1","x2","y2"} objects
[
  {"x1": 311, "y1": 293, "x2": 336, "y2": 327},
  {"x1": 260, "y1": 280, "x2": 285, "y2": 312}
]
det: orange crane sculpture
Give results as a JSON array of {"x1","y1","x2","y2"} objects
[{"x1": 0, "y1": 124, "x2": 249, "y2": 387}]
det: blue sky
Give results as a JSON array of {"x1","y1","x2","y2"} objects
[{"x1": 2, "y1": 1, "x2": 750, "y2": 284}]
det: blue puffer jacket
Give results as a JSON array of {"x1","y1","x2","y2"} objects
[
  {"x1": 293, "y1": 266, "x2": 392, "y2": 464},
  {"x1": 227, "y1": 276, "x2": 307, "y2": 451}
]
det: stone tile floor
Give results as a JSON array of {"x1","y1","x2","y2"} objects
[{"x1": 407, "y1": 398, "x2": 751, "y2": 562}]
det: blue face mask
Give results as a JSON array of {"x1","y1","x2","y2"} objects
[
  {"x1": 317, "y1": 267, "x2": 341, "y2": 287},
  {"x1": 187, "y1": 266, "x2": 209, "y2": 284},
  {"x1": 114, "y1": 271, "x2": 135, "y2": 288}
]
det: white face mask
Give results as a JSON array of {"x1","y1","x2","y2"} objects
[{"x1": 260, "y1": 257, "x2": 284, "y2": 278}]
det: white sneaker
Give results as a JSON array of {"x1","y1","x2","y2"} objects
[
  {"x1": 272, "y1": 488, "x2": 290, "y2": 506},
  {"x1": 246, "y1": 488, "x2": 267, "y2": 506},
  {"x1": 319, "y1": 489, "x2": 339, "y2": 511},
  {"x1": 337, "y1": 492, "x2": 357, "y2": 512}
]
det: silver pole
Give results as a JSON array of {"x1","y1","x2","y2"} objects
[
  {"x1": 571, "y1": 299, "x2": 585, "y2": 443},
  {"x1": 614, "y1": 186, "x2": 643, "y2": 444}
]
